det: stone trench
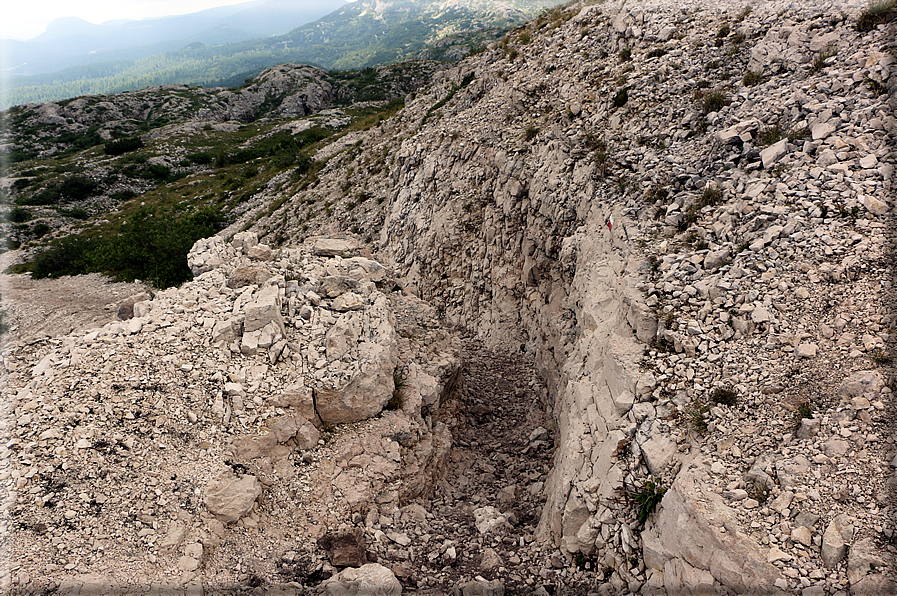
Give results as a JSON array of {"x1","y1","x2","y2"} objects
[{"x1": 358, "y1": 337, "x2": 569, "y2": 595}]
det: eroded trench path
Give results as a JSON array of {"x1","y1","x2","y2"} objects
[{"x1": 361, "y1": 338, "x2": 577, "y2": 594}]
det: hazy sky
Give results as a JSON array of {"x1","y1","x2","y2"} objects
[{"x1": 2, "y1": 0, "x2": 250, "y2": 41}]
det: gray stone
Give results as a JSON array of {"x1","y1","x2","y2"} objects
[
  {"x1": 811, "y1": 122, "x2": 836, "y2": 141},
  {"x1": 795, "y1": 343, "x2": 818, "y2": 358},
  {"x1": 791, "y1": 525, "x2": 812, "y2": 547},
  {"x1": 761, "y1": 139, "x2": 788, "y2": 169},
  {"x1": 319, "y1": 276, "x2": 361, "y2": 298},
  {"x1": 460, "y1": 579, "x2": 505, "y2": 596},
  {"x1": 838, "y1": 370, "x2": 884, "y2": 399},
  {"x1": 821, "y1": 515, "x2": 853, "y2": 567},
  {"x1": 244, "y1": 284, "x2": 284, "y2": 334},
  {"x1": 313, "y1": 238, "x2": 363, "y2": 258},
  {"x1": 796, "y1": 417, "x2": 820, "y2": 440},
  {"x1": 823, "y1": 438, "x2": 850, "y2": 457},
  {"x1": 332, "y1": 292, "x2": 364, "y2": 312},
  {"x1": 847, "y1": 538, "x2": 886, "y2": 586}
]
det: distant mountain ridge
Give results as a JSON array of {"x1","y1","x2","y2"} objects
[
  {"x1": 4, "y1": 0, "x2": 348, "y2": 78},
  {"x1": 2, "y1": 0, "x2": 566, "y2": 109}
]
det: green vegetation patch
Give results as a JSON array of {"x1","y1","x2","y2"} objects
[
  {"x1": 857, "y1": 0, "x2": 897, "y2": 31},
  {"x1": 15, "y1": 204, "x2": 225, "y2": 288},
  {"x1": 104, "y1": 136, "x2": 145, "y2": 156},
  {"x1": 18, "y1": 175, "x2": 101, "y2": 206}
]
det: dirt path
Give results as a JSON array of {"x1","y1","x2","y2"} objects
[{"x1": 0, "y1": 272, "x2": 148, "y2": 344}]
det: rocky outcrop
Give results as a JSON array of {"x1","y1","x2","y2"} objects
[
  {"x1": 0, "y1": 232, "x2": 461, "y2": 592},
  {"x1": 246, "y1": 0, "x2": 896, "y2": 593}
]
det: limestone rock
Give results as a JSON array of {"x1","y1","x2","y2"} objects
[
  {"x1": 313, "y1": 237, "x2": 363, "y2": 258},
  {"x1": 227, "y1": 267, "x2": 271, "y2": 289},
  {"x1": 460, "y1": 578, "x2": 504, "y2": 596},
  {"x1": 473, "y1": 506, "x2": 510, "y2": 534},
  {"x1": 203, "y1": 473, "x2": 262, "y2": 524},
  {"x1": 322, "y1": 563, "x2": 401, "y2": 596},
  {"x1": 642, "y1": 462, "x2": 783, "y2": 594},
  {"x1": 761, "y1": 139, "x2": 788, "y2": 169},
  {"x1": 244, "y1": 285, "x2": 284, "y2": 334},
  {"x1": 314, "y1": 295, "x2": 397, "y2": 424},
  {"x1": 821, "y1": 514, "x2": 853, "y2": 567},
  {"x1": 838, "y1": 370, "x2": 884, "y2": 400},
  {"x1": 188, "y1": 236, "x2": 236, "y2": 276}
]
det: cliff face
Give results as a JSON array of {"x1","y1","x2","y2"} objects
[{"x1": 250, "y1": 0, "x2": 896, "y2": 592}]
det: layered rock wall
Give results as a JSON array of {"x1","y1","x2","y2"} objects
[{"x1": 252, "y1": 0, "x2": 896, "y2": 592}]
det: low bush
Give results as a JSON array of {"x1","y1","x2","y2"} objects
[
  {"x1": 19, "y1": 176, "x2": 100, "y2": 206},
  {"x1": 857, "y1": 0, "x2": 897, "y2": 31},
  {"x1": 613, "y1": 88, "x2": 629, "y2": 108},
  {"x1": 710, "y1": 386, "x2": 737, "y2": 406},
  {"x1": 104, "y1": 137, "x2": 144, "y2": 156},
  {"x1": 700, "y1": 89, "x2": 730, "y2": 114},
  {"x1": 23, "y1": 205, "x2": 225, "y2": 288}
]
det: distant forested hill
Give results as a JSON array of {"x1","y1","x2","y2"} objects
[{"x1": 3, "y1": 0, "x2": 567, "y2": 108}]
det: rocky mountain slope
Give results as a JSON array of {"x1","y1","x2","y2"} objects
[{"x1": 1, "y1": 0, "x2": 896, "y2": 594}]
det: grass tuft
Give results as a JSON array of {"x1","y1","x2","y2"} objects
[{"x1": 857, "y1": 0, "x2": 897, "y2": 31}]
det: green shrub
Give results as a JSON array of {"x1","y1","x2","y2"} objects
[
  {"x1": 104, "y1": 137, "x2": 144, "y2": 156},
  {"x1": 619, "y1": 46, "x2": 632, "y2": 62},
  {"x1": 686, "y1": 400, "x2": 712, "y2": 433},
  {"x1": 613, "y1": 88, "x2": 629, "y2": 108},
  {"x1": 742, "y1": 71, "x2": 763, "y2": 86},
  {"x1": 857, "y1": 0, "x2": 897, "y2": 31},
  {"x1": 9, "y1": 207, "x2": 32, "y2": 223},
  {"x1": 700, "y1": 186, "x2": 724, "y2": 207},
  {"x1": 630, "y1": 478, "x2": 667, "y2": 524},
  {"x1": 699, "y1": 90, "x2": 730, "y2": 114},
  {"x1": 19, "y1": 176, "x2": 100, "y2": 206},
  {"x1": 188, "y1": 152, "x2": 214, "y2": 165},
  {"x1": 710, "y1": 386, "x2": 737, "y2": 406},
  {"x1": 790, "y1": 401, "x2": 814, "y2": 431},
  {"x1": 57, "y1": 207, "x2": 90, "y2": 220},
  {"x1": 24, "y1": 205, "x2": 224, "y2": 288},
  {"x1": 717, "y1": 23, "x2": 731, "y2": 38},
  {"x1": 523, "y1": 125, "x2": 539, "y2": 141},
  {"x1": 759, "y1": 122, "x2": 786, "y2": 145}
]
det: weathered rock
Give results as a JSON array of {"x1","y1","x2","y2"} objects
[
  {"x1": 313, "y1": 237, "x2": 363, "y2": 258},
  {"x1": 838, "y1": 370, "x2": 884, "y2": 400},
  {"x1": 333, "y1": 292, "x2": 364, "y2": 312},
  {"x1": 203, "y1": 473, "x2": 262, "y2": 524},
  {"x1": 473, "y1": 506, "x2": 510, "y2": 534},
  {"x1": 821, "y1": 514, "x2": 853, "y2": 567},
  {"x1": 117, "y1": 292, "x2": 151, "y2": 320},
  {"x1": 322, "y1": 563, "x2": 401, "y2": 596},
  {"x1": 319, "y1": 527, "x2": 368, "y2": 568},
  {"x1": 761, "y1": 139, "x2": 788, "y2": 169},
  {"x1": 244, "y1": 284, "x2": 284, "y2": 334},
  {"x1": 188, "y1": 236, "x2": 236, "y2": 276},
  {"x1": 460, "y1": 578, "x2": 504, "y2": 596},
  {"x1": 319, "y1": 276, "x2": 361, "y2": 298},
  {"x1": 227, "y1": 267, "x2": 271, "y2": 289},
  {"x1": 314, "y1": 295, "x2": 397, "y2": 424},
  {"x1": 642, "y1": 463, "x2": 783, "y2": 594}
]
